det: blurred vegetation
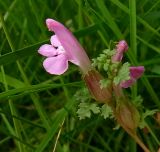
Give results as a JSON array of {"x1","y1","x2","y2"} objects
[{"x1": 0, "y1": 0, "x2": 160, "y2": 151}]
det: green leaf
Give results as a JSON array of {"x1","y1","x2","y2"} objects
[
  {"x1": 139, "y1": 109, "x2": 158, "y2": 128},
  {"x1": 103, "y1": 49, "x2": 110, "y2": 54},
  {"x1": 0, "y1": 40, "x2": 48, "y2": 66},
  {"x1": 104, "y1": 50, "x2": 116, "y2": 57},
  {"x1": 90, "y1": 103, "x2": 101, "y2": 114},
  {"x1": 103, "y1": 63, "x2": 109, "y2": 71},
  {"x1": 74, "y1": 88, "x2": 91, "y2": 102},
  {"x1": 92, "y1": 49, "x2": 116, "y2": 72},
  {"x1": 113, "y1": 62, "x2": 130, "y2": 85},
  {"x1": 77, "y1": 102, "x2": 100, "y2": 120},
  {"x1": 0, "y1": 72, "x2": 25, "y2": 88},
  {"x1": 101, "y1": 104, "x2": 113, "y2": 119},
  {"x1": 0, "y1": 82, "x2": 83, "y2": 101},
  {"x1": 142, "y1": 109, "x2": 157, "y2": 118},
  {"x1": 133, "y1": 95, "x2": 143, "y2": 107},
  {"x1": 77, "y1": 103, "x2": 92, "y2": 120}
]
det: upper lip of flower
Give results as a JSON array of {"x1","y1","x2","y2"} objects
[{"x1": 46, "y1": 19, "x2": 91, "y2": 71}]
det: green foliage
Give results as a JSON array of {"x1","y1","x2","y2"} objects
[
  {"x1": 77, "y1": 102, "x2": 100, "y2": 120},
  {"x1": 101, "y1": 104, "x2": 113, "y2": 119},
  {"x1": 133, "y1": 95, "x2": 143, "y2": 108},
  {"x1": 113, "y1": 62, "x2": 130, "y2": 85},
  {"x1": 139, "y1": 109, "x2": 158, "y2": 129},
  {"x1": 77, "y1": 102, "x2": 114, "y2": 120},
  {"x1": 92, "y1": 48, "x2": 131, "y2": 87},
  {"x1": 75, "y1": 88, "x2": 114, "y2": 120},
  {"x1": 74, "y1": 87, "x2": 91, "y2": 102},
  {"x1": 92, "y1": 49, "x2": 116, "y2": 72}
]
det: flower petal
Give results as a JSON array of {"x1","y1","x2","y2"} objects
[
  {"x1": 43, "y1": 54, "x2": 68, "y2": 75},
  {"x1": 116, "y1": 40, "x2": 128, "y2": 52},
  {"x1": 112, "y1": 50, "x2": 124, "y2": 62},
  {"x1": 120, "y1": 78, "x2": 136, "y2": 88},
  {"x1": 50, "y1": 35, "x2": 61, "y2": 47},
  {"x1": 129, "y1": 66, "x2": 145, "y2": 79},
  {"x1": 38, "y1": 44, "x2": 58, "y2": 57},
  {"x1": 46, "y1": 18, "x2": 91, "y2": 74}
]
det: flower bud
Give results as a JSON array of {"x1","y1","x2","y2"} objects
[
  {"x1": 116, "y1": 40, "x2": 128, "y2": 52},
  {"x1": 83, "y1": 70, "x2": 112, "y2": 103},
  {"x1": 112, "y1": 40, "x2": 128, "y2": 62},
  {"x1": 116, "y1": 99, "x2": 140, "y2": 130}
]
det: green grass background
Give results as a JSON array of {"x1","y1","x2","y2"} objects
[{"x1": 0, "y1": 0, "x2": 160, "y2": 151}]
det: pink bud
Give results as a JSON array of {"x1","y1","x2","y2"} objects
[
  {"x1": 116, "y1": 40, "x2": 128, "y2": 52},
  {"x1": 112, "y1": 40, "x2": 128, "y2": 62}
]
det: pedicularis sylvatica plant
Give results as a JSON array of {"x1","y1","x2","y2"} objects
[{"x1": 38, "y1": 19, "x2": 155, "y2": 152}]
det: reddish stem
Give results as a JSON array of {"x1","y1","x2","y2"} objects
[{"x1": 119, "y1": 121, "x2": 150, "y2": 152}]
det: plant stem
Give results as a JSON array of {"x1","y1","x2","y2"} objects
[
  {"x1": 129, "y1": 0, "x2": 137, "y2": 57},
  {"x1": 129, "y1": 0, "x2": 137, "y2": 98},
  {"x1": 120, "y1": 121, "x2": 150, "y2": 152}
]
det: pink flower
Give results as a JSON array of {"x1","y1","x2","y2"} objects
[
  {"x1": 112, "y1": 40, "x2": 128, "y2": 62},
  {"x1": 38, "y1": 19, "x2": 91, "y2": 75},
  {"x1": 112, "y1": 40, "x2": 145, "y2": 88},
  {"x1": 120, "y1": 66, "x2": 145, "y2": 88}
]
